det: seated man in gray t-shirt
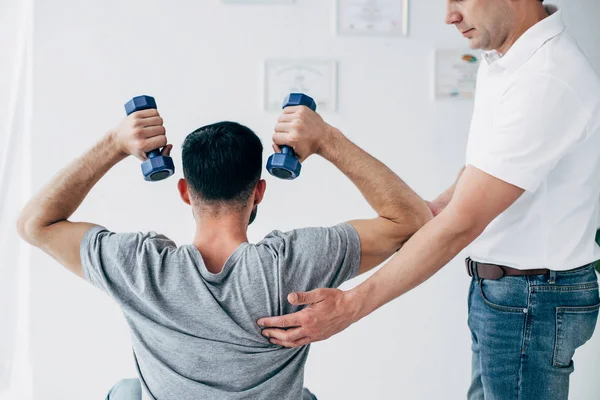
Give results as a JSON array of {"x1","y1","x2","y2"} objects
[{"x1": 17, "y1": 104, "x2": 432, "y2": 399}]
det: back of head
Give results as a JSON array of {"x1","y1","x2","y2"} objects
[{"x1": 182, "y1": 121, "x2": 263, "y2": 210}]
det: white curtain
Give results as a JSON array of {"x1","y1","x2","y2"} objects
[{"x1": 0, "y1": 0, "x2": 33, "y2": 398}]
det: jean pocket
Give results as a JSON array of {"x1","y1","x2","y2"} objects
[
  {"x1": 553, "y1": 301, "x2": 600, "y2": 367},
  {"x1": 478, "y1": 279, "x2": 528, "y2": 313}
]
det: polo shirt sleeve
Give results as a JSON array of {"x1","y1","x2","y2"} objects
[{"x1": 468, "y1": 75, "x2": 589, "y2": 192}]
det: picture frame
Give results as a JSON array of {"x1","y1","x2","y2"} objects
[
  {"x1": 263, "y1": 59, "x2": 338, "y2": 112},
  {"x1": 336, "y1": 0, "x2": 409, "y2": 36},
  {"x1": 434, "y1": 49, "x2": 481, "y2": 100}
]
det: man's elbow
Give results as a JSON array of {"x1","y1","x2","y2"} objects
[
  {"x1": 16, "y1": 215, "x2": 44, "y2": 246},
  {"x1": 405, "y1": 203, "x2": 435, "y2": 237},
  {"x1": 415, "y1": 203, "x2": 435, "y2": 228},
  {"x1": 388, "y1": 204, "x2": 434, "y2": 245}
]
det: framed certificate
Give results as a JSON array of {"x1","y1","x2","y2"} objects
[
  {"x1": 264, "y1": 59, "x2": 338, "y2": 112},
  {"x1": 336, "y1": 0, "x2": 409, "y2": 36},
  {"x1": 434, "y1": 49, "x2": 481, "y2": 100}
]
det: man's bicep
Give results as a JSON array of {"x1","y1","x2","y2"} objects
[
  {"x1": 449, "y1": 166, "x2": 525, "y2": 233},
  {"x1": 348, "y1": 218, "x2": 414, "y2": 275},
  {"x1": 36, "y1": 221, "x2": 99, "y2": 278}
]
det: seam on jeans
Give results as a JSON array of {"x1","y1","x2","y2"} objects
[
  {"x1": 521, "y1": 278, "x2": 533, "y2": 355},
  {"x1": 531, "y1": 282, "x2": 598, "y2": 292},
  {"x1": 554, "y1": 307, "x2": 560, "y2": 368},
  {"x1": 556, "y1": 265, "x2": 595, "y2": 275},
  {"x1": 556, "y1": 302, "x2": 600, "y2": 314},
  {"x1": 518, "y1": 327, "x2": 525, "y2": 400},
  {"x1": 517, "y1": 278, "x2": 533, "y2": 400}
]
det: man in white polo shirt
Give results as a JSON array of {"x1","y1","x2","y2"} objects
[{"x1": 259, "y1": 1, "x2": 600, "y2": 398}]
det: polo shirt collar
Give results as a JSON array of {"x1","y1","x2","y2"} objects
[{"x1": 483, "y1": 5, "x2": 564, "y2": 71}]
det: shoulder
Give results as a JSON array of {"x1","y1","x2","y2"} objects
[
  {"x1": 257, "y1": 224, "x2": 358, "y2": 249},
  {"x1": 84, "y1": 227, "x2": 177, "y2": 254},
  {"x1": 526, "y1": 34, "x2": 600, "y2": 111}
]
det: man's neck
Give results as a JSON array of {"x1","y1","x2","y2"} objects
[
  {"x1": 496, "y1": 4, "x2": 550, "y2": 55},
  {"x1": 193, "y1": 215, "x2": 249, "y2": 274}
]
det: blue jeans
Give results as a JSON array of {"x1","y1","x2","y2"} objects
[
  {"x1": 106, "y1": 378, "x2": 318, "y2": 400},
  {"x1": 105, "y1": 379, "x2": 141, "y2": 400},
  {"x1": 468, "y1": 264, "x2": 600, "y2": 400}
]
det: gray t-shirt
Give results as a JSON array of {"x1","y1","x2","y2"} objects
[{"x1": 81, "y1": 224, "x2": 360, "y2": 400}]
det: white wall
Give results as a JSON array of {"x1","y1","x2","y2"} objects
[
  {"x1": 28, "y1": 0, "x2": 599, "y2": 399},
  {"x1": 0, "y1": 0, "x2": 33, "y2": 399}
]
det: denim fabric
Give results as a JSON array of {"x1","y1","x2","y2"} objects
[
  {"x1": 468, "y1": 264, "x2": 600, "y2": 400},
  {"x1": 106, "y1": 379, "x2": 141, "y2": 400},
  {"x1": 105, "y1": 378, "x2": 318, "y2": 400}
]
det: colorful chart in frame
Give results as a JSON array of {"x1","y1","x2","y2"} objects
[{"x1": 435, "y1": 49, "x2": 481, "y2": 100}]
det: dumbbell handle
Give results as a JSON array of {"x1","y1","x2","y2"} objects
[
  {"x1": 124, "y1": 95, "x2": 161, "y2": 159},
  {"x1": 279, "y1": 146, "x2": 294, "y2": 156},
  {"x1": 146, "y1": 149, "x2": 161, "y2": 159}
]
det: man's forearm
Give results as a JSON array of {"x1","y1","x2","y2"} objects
[
  {"x1": 349, "y1": 208, "x2": 480, "y2": 319},
  {"x1": 18, "y1": 132, "x2": 125, "y2": 234},
  {"x1": 319, "y1": 129, "x2": 431, "y2": 224}
]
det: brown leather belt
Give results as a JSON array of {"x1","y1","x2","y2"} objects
[{"x1": 465, "y1": 258, "x2": 550, "y2": 280}]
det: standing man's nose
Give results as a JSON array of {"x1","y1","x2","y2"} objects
[{"x1": 445, "y1": 3, "x2": 462, "y2": 25}]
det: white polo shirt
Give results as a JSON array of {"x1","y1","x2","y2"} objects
[{"x1": 465, "y1": 5, "x2": 600, "y2": 271}]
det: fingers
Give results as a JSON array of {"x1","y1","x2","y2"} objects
[
  {"x1": 288, "y1": 289, "x2": 326, "y2": 306},
  {"x1": 131, "y1": 114, "x2": 163, "y2": 130},
  {"x1": 261, "y1": 327, "x2": 306, "y2": 342},
  {"x1": 257, "y1": 312, "x2": 302, "y2": 328},
  {"x1": 282, "y1": 106, "x2": 304, "y2": 114},
  {"x1": 272, "y1": 131, "x2": 293, "y2": 147},
  {"x1": 132, "y1": 109, "x2": 159, "y2": 118},
  {"x1": 139, "y1": 116, "x2": 164, "y2": 128},
  {"x1": 141, "y1": 135, "x2": 168, "y2": 153},
  {"x1": 277, "y1": 113, "x2": 295, "y2": 123},
  {"x1": 269, "y1": 336, "x2": 312, "y2": 348},
  {"x1": 142, "y1": 125, "x2": 166, "y2": 138},
  {"x1": 262, "y1": 327, "x2": 312, "y2": 348},
  {"x1": 161, "y1": 144, "x2": 173, "y2": 157},
  {"x1": 274, "y1": 121, "x2": 294, "y2": 133}
]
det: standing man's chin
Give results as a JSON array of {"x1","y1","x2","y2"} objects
[{"x1": 467, "y1": 40, "x2": 480, "y2": 50}]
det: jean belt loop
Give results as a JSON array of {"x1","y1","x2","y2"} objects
[
  {"x1": 548, "y1": 269, "x2": 556, "y2": 284},
  {"x1": 471, "y1": 259, "x2": 480, "y2": 280}
]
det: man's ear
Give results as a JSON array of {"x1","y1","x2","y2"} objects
[
  {"x1": 177, "y1": 178, "x2": 191, "y2": 205},
  {"x1": 254, "y1": 179, "x2": 267, "y2": 206}
]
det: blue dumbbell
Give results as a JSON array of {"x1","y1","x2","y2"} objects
[
  {"x1": 124, "y1": 95, "x2": 175, "y2": 182},
  {"x1": 266, "y1": 93, "x2": 317, "y2": 180}
]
